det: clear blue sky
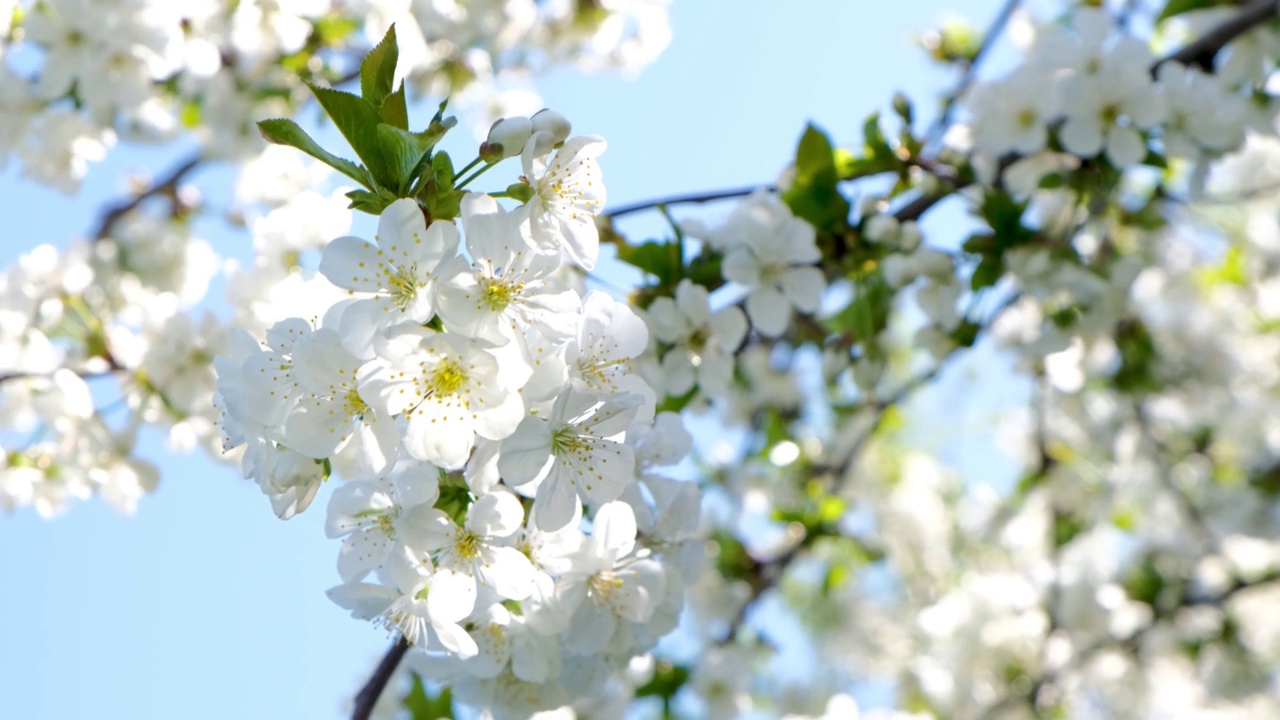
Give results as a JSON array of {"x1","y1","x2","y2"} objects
[{"x1": 0, "y1": 2, "x2": 1001, "y2": 717}]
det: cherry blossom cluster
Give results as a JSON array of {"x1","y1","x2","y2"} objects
[
  {"x1": 214, "y1": 115, "x2": 703, "y2": 716},
  {"x1": 1, "y1": 0, "x2": 672, "y2": 192},
  {"x1": 961, "y1": 5, "x2": 1269, "y2": 188}
]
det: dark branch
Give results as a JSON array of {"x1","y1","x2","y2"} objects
[
  {"x1": 1156, "y1": 0, "x2": 1279, "y2": 71},
  {"x1": 605, "y1": 184, "x2": 778, "y2": 219},
  {"x1": 92, "y1": 153, "x2": 203, "y2": 241},
  {"x1": 351, "y1": 635, "x2": 411, "y2": 720}
]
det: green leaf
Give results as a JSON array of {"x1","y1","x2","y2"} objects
[
  {"x1": 634, "y1": 662, "x2": 690, "y2": 701},
  {"x1": 360, "y1": 25, "x2": 399, "y2": 106},
  {"x1": 257, "y1": 118, "x2": 375, "y2": 188},
  {"x1": 379, "y1": 83, "x2": 409, "y2": 130},
  {"x1": 861, "y1": 112, "x2": 895, "y2": 162},
  {"x1": 344, "y1": 188, "x2": 391, "y2": 215},
  {"x1": 421, "y1": 99, "x2": 458, "y2": 146},
  {"x1": 823, "y1": 270, "x2": 890, "y2": 340},
  {"x1": 782, "y1": 123, "x2": 851, "y2": 233},
  {"x1": 970, "y1": 256, "x2": 1003, "y2": 291},
  {"x1": 377, "y1": 123, "x2": 433, "y2": 194},
  {"x1": 1158, "y1": 0, "x2": 1219, "y2": 22},
  {"x1": 616, "y1": 240, "x2": 681, "y2": 285},
  {"x1": 306, "y1": 83, "x2": 392, "y2": 188},
  {"x1": 402, "y1": 673, "x2": 454, "y2": 720}
]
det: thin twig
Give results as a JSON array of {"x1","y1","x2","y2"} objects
[
  {"x1": 605, "y1": 184, "x2": 778, "y2": 220},
  {"x1": 351, "y1": 635, "x2": 411, "y2": 720},
  {"x1": 92, "y1": 153, "x2": 204, "y2": 241}
]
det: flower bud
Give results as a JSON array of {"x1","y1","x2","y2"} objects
[
  {"x1": 486, "y1": 116, "x2": 533, "y2": 159},
  {"x1": 531, "y1": 109, "x2": 571, "y2": 145},
  {"x1": 478, "y1": 141, "x2": 506, "y2": 164}
]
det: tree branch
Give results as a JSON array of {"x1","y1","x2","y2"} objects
[
  {"x1": 1156, "y1": 0, "x2": 1279, "y2": 71},
  {"x1": 351, "y1": 635, "x2": 411, "y2": 720},
  {"x1": 92, "y1": 152, "x2": 204, "y2": 241}
]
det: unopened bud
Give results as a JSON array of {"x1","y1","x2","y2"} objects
[
  {"x1": 479, "y1": 141, "x2": 506, "y2": 164},
  {"x1": 531, "y1": 109, "x2": 571, "y2": 146},
  {"x1": 486, "y1": 116, "x2": 533, "y2": 159}
]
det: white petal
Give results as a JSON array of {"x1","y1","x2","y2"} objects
[
  {"x1": 746, "y1": 287, "x2": 791, "y2": 337},
  {"x1": 497, "y1": 416, "x2": 553, "y2": 486},
  {"x1": 428, "y1": 568, "x2": 478, "y2": 622},
  {"x1": 319, "y1": 237, "x2": 384, "y2": 292},
  {"x1": 467, "y1": 490, "x2": 524, "y2": 538},
  {"x1": 591, "y1": 501, "x2": 637, "y2": 560},
  {"x1": 481, "y1": 546, "x2": 537, "y2": 601}
]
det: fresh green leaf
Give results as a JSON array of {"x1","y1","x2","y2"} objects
[
  {"x1": 379, "y1": 83, "x2": 409, "y2": 130},
  {"x1": 421, "y1": 99, "x2": 458, "y2": 146},
  {"x1": 634, "y1": 662, "x2": 690, "y2": 701},
  {"x1": 377, "y1": 123, "x2": 434, "y2": 194},
  {"x1": 344, "y1": 188, "x2": 391, "y2": 215},
  {"x1": 360, "y1": 25, "x2": 399, "y2": 106},
  {"x1": 616, "y1": 240, "x2": 681, "y2": 285},
  {"x1": 305, "y1": 83, "x2": 392, "y2": 188},
  {"x1": 257, "y1": 118, "x2": 375, "y2": 188},
  {"x1": 782, "y1": 123, "x2": 851, "y2": 233},
  {"x1": 970, "y1": 256, "x2": 1003, "y2": 291}
]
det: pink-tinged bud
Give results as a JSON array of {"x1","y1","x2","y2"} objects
[
  {"x1": 531, "y1": 109, "x2": 571, "y2": 145},
  {"x1": 486, "y1": 116, "x2": 533, "y2": 159}
]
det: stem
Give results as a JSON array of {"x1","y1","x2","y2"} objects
[
  {"x1": 350, "y1": 635, "x2": 411, "y2": 720},
  {"x1": 454, "y1": 161, "x2": 496, "y2": 190},
  {"x1": 454, "y1": 156, "x2": 484, "y2": 179}
]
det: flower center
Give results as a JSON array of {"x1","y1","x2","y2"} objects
[
  {"x1": 429, "y1": 359, "x2": 468, "y2": 397},
  {"x1": 342, "y1": 387, "x2": 370, "y2": 418},
  {"x1": 482, "y1": 278, "x2": 521, "y2": 311},
  {"x1": 589, "y1": 572, "x2": 623, "y2": 600},
  {"x1": 386, "y1": 263, "x2": 420, "y2": 309},
  {"x1": 455, "y1": 529, "x2": 482, "y2": 560},
  {"x1": 551, "y1": 426, "x2": 589, "y2": 456}
]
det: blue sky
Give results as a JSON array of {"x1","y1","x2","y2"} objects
[{"x1": 0, "y1": 2, "x2": 1003, "y2": 717}]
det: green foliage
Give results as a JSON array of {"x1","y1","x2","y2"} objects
[
  {"x1": 257, "y1": 27, "x2": 461, "y2": 215},
  {"x1": 634, "y1": 660, "x2": 690, "y2": 717},
  {"x1": 1112, "y1": 318, "x2": 1160, "y2": 394},
  {"x1": 823, "y1": 267, "x2": 891, "y2": 342},
  {"x1": 403, "y1": 673, "x2": 455, "y2": 719},
  {"x1": 257, "y1": 118, "x2": 377, "y2": 188},
  {"x1": 1122, "y1": 559, "x2": 1166, "y2": 607},
  {"x1": 435, "y1": 475, "x2": 474, "y2": 525},
  {"x1": 361, "y1": 25, "x2": 400, "y2": 107},
  {"x1": 617, "y1": 239, "x2": 683, "y2": 288},
  {"x1": 783, "y1": 123, "x2": 852, "y2": 233},
  {"x1": 965, "y1": 192, "x2": 1034, "y2": 290}
]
